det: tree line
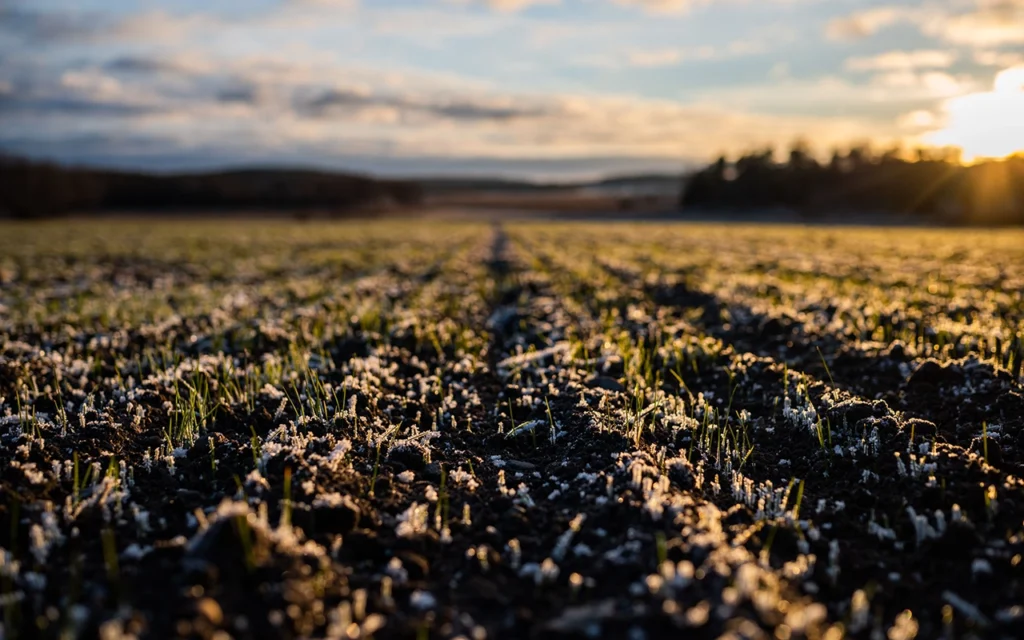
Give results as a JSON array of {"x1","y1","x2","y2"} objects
[
  {"x1": 0, "y1": 154, "x2": 423, "y2": 219},
  {"x1": 681, "y1": 143, "x2": 1024, "y2": 225}
]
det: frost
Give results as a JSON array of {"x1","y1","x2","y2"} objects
[
  {"x1": 396, "y1": 503, "x2": 429, "y2": 538},
  {"x1": 409, "y1": 590, "x2": 437, "y2": 610}
]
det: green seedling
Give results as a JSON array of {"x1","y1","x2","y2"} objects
[
  {"x1": 101, "y1": 527, "x2": 120, "y2": 599},
  {"x1": 282, "y1": 466, "x2": 293, "y2": 529}
]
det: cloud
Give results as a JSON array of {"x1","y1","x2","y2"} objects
[
  {"x1": 626, "y1": 49, "x2": 685, "y2": 67},
  {"x1": 104, "y1": 55, "x2": 214, "y2": 76},
  {"x1": 974, "y1": 50, "x2": 1024, "y2": 66},
  {"x1": 451, "y1": 0, "x2": 708, "y2": 13},
  {"x1": 288, "y1": 0, "x2": 359, "y2": 7},
  {"x1": 926, "y1": 64, "x2": 1024, "y2": 160},
  {"x1": 0, "y1": 5, "x2": 107, "y2": 42},
  {"x1": 896, "y1": 109, "x2": 938, "y2": 131},
  {"x1": 922, "y1": 0, "x2": 1024, "y2": 46},
  {"x1": 692, "y1": 72, "x2": 975, "y2": 114},
  {"x1": 0, "y1": 50, "x2": 896, "y2": 172},
  {"x1": 826, "y1": 1, "x2": 1024, "y2": 46},
  {"x1": 0, "y1": 2, "x2": 358, "y2": 45},
  {"x1": 445, "y1": 0, "x2": 560, "y2": 12},
  {"x1": 0, "y1": 69, "x2": 161, "y2": 117},
  {"x1": 824, "y1": 7, "x2": 913, "y2": 41},
  {"x1": 296, "y1": 86, "x2": 555, "y2": 121},
  {"x1": 217, "y1": 84, "x2": 262, "y2": 105},
  {"x1": 576, "y1": 37, "x2": 767, "y2": 71},
  {"x1": 0, "y1": 5, "x2": 227, "y2": 44},
  {"x1": 613, "y1": 0, "x2": 709, "y2": 13},
  {"x1": 871, "y1": 71, "x2": 972, "y2": 98},
  {"x1": 0, "y1": 129, "x2": 694, "y2": 179},
  {"x1": 845, "y1": 50, "x2": 956, "y2": 72},
  {"x1": 4, "y1": 0, "x2": 999, "y2": 176},
  {"x1": 106, "y1": 10, "x2": 226, "y2": 41}
]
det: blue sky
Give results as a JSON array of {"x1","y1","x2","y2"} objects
[{"x1": 1, "y1": 0, "x2": 1021, "y2": 178}]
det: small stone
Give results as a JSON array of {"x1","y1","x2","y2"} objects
[
  {"x1": 902, "y1": 418, "x2": 937, "y2": 438},
  {"x1": 586, "y1": 376, "x2": 625, "y2": 392},
  {"x1": 503, "y1": 459, "x2": 537, "y2": 471},
  {"x1": 907, "y1": 359, "x2": 964, "y2": 387}
]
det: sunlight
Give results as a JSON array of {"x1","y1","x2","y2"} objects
[{"x1": 929, "y1": 66, "x2": 1024, "y2": 162}]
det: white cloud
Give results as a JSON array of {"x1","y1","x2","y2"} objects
[
  {"x1": 974, "y1": 50, "x2": 1024, "y2": 66},
  {"x1": 6, "y1": 0, "x2": 1008, "y2": 173},
  {"x1": 692, "y1": 72, "x2": 978, "y2": 116},
  {"x1": 871, "y1": 71, "x2": 973, "y2": 98},
  {"x1": 0, "y1": 50, "x2": 899, "y2": 166},
  {"x1": 926, "y1": 65, "x2": 1024, "y2": 160},
  {"x1": 897, "y1": 109, "x2": 937, "y2": 130},
  {"x1": 845, "y1": 50, "x2": 956, "y2": 72}
]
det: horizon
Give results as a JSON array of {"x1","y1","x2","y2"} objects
[{"x1": 1, "y1": 0, "x2": 1022, "y2": 180}]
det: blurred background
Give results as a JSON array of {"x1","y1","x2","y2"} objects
[{"x1": 1, "y1": 0, "x2": 1022, "y2": 222}]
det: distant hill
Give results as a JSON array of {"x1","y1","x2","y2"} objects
[
  {"x1": 416, "y1": 173, "x2": 682, "y2": 196},
  {"x1": 415, "y1": 173, "x2": 683, "y2": 215},
  {"x1": 0, "y1": 155, "x2": 423, "y2": 219}
]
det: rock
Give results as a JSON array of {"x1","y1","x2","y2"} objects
[
  {"x1": 289, "y1": 502, "x2": 314, "y2": 532},
  {"x1": 885, "y1": 341, "x2": 908, "y2": 359},
  {"x1": 666, "y1": 458, "x2": 694, "y2": 490},
  {"x1": 901, "y1": 418, "x2": 938, "y2": 438},
  {"x1": 758, "y1": 317, "x2": 789, "y2": 338},
  {"x1": 185, "y1": 517, "x2": 271, "y2": 574},
  {"x1": 313, "y1": 495, "x2": 361, "y2": 533},
  {"x1": 585, "y1": 376, "x2": 625, "y2": 393},
  {"x1": 504, "y1": 459, "x2": 537, "y2": 471},
  {"x1": 421, "y1": 462, "x2": 443, "y2": 482},
  {"x1": 544, "y1": 600, "x2": 618, "y2": 634},
  {"x1": 462, "y1": 576, "x2": 510, "y2": 605},
  {"x1": 387, "y1": 443, "x2": 427, "y2": 471},
  {"x1": 344, "y1": 529, "x2": 385, "y2": 562},
  {"x1": 373, "y1": 476, "x2": 393, "y2": 497},
  {"x1": 826, "y1": 399, "x2": 876, "y2": 426},
  {"x1": 501, "y1": 505, "x2": 532, "y2": 534},
  {"x1": 175, "y1": 489, "x2": 204, "y2": 502},
  {"x1": 907, "y1": 359, "x2": 965, "y2": 387}
]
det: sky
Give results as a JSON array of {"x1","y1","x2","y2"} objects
[{"x1": 0, "y1": 0, "x2": 1022, "y2": 179}]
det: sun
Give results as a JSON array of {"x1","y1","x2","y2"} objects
[{"x1": 928, "y1": 66, "x2": 1024, "y2": 162}]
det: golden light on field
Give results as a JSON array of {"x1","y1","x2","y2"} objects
[{"x1": 930, "y1": 66, "x2": 1024, "y2": 162}]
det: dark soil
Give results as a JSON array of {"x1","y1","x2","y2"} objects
[{"x1": 1, "y1": 220, "x2": 1023, "y2": 639}]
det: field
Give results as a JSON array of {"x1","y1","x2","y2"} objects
[{"x1": 1, "y1": 219, "x2": 1023, "y2": 639}]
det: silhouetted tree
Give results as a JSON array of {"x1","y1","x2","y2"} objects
[{"x1": 679, "y1": 144, "x2": 1024, "y2": 226}]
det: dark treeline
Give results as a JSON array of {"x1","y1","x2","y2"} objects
[
  {"x1": 0, "y1": 154, "x2": 423, "y2": 219},
  {"x1": 681, "y1": 143, "x2": 1024, "y2": 225}
]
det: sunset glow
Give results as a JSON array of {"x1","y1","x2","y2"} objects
[
  {"x1": 1, "y1": 0, "x2": 1023, "y2": 177},
  {"x1": 930, "y1": 66, "x2": 1024, "y2": 162}
]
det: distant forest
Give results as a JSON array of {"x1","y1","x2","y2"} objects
[
  {"x1": 0, "y1": 155, "x2": 423, "y2": 219},
  {"x1": 681, "y1": 144, "x2": 1024, "y2": 225}
]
